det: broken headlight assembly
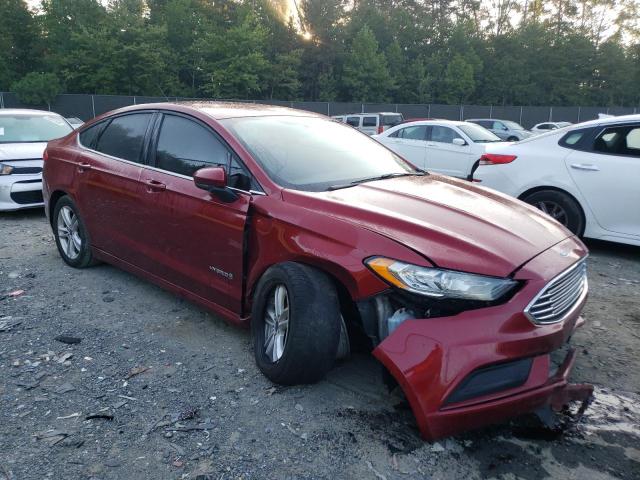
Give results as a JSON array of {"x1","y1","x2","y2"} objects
[{"x1": 366, "y1": 257, "x2": 518, "y2": 301}]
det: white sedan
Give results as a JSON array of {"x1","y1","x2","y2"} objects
[
  {"x1": 531, "y1": 121, "x2": 572, "y2": 135},
  {"x1": 373, "y1": 120, "x2": 505, "y2": 178},
  {"x1": 473, "y1": 115, "x2": 640, "y2": 246}
]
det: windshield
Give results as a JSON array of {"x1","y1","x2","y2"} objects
[
  {"x1": 220, "y1": 116, "x2": 418, "y2": 192},
  {"x1": 458, "y1": 124, "x2": 502, "y2": 143},
  {"x1": 503, "y1": 120, "x2": 525, "y2": 130},
  {"x1": 0, "y1": 114, "x2": 72, "y2": 143}
]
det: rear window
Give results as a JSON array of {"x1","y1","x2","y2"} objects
[{"x1": 382, "y1": 114, "x2": 403, "y2": 126}]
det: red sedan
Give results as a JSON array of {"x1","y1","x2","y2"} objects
[{"x1": 42, "y1": 102, "x2": 591, "y2": 440}]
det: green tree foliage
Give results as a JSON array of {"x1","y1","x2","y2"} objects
[
  {"x1": 341, "y1": 26, "x2": 392, "y2": 102},
  {"x1": 1, "y1": 0, "x2": 638, "y2": 106},
  {"x1": 11, "y1": 72, "x2": 62, "y2": 106}
]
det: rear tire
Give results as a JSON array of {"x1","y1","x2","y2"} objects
[
  {"x1": 251, "y1": 262, "x2": 341, "y2": 385},
  {"x1": 522, "y1": 190, "x2": 585, "y2": 236},
  {"x1": 53, "y1": 196, "x2": 97, "y2": 268}
]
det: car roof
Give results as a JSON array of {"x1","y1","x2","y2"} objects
[
  {"x1": 395, "y1": 119, "x2": 469, "y2": 127},
  {"x1": 570, "y1": 113, "x2": 640, "y2": 128},
  {"x1": 103, "y1": 101, "x2": 325, "y2": 120},
  {"x1": 0, "y1": 108, "x2": 61, "y2": 116}
]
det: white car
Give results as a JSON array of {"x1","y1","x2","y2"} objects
[
  {"x1": 531, "y1": 122, "x2": 572, "y2": 135},
  {"x1": 374, "y1": 120, "x2": 505, "y2": 178},
  {"x1": 473, "y1": 115, "x2": 640, "y2": 246},
  {"x1": 0, "y1": 109, "x2": 73, "y2": 211},
  {"x1": 332, "y1": 112, "x2": 404, "y2": 135}
]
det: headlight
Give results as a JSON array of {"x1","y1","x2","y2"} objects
[
  {"x1": 0, "y1": 163, "x2": 13, "y2": 175},
  {"x1": 366, "y1": 257, "x2": 518, "y2": 301}
]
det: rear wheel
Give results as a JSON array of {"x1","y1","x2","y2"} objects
[
  {"x1": 522, "y1": 190, "x2": 585, "y2": 236},
  {"x1": 251, "y1": 262, "x2": 341, "y2": 385},
  {"x1": 53, "y1": 196, "x2": 96, "y2": 268}
]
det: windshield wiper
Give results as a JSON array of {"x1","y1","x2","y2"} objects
[{"x1": 328, "y1": 171, "x2": 425, "y2": 191}]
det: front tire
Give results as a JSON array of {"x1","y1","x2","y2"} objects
[
  {"x1": 251, "y1": 262, "x2": 341, "y2": 385},
  {"x1": 53, "y1": 196, "x2": 96, "y2": 268},
  {"x1": 507, "y1": 136, "x2": 519, "y2": 142},
  {"x1": 522, "y1": 190, "x2": 585, "y2": 236}
]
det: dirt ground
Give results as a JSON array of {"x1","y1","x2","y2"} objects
[{"x1": 1, "y1": 209, "x2": 639, "y2": 480}]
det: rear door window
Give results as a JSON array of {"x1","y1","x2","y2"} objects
[
  {"x1": 397, "y1": 125, "x2": 427, "y2": 140},
  {"x1": 593, "y1": 125, "x2": 640, "y2": 157},
  {"x1": 362, "y1": 116, "x2": 377, "y2": 127},
  {"x1": 95, "y1": 113, "x2": 153, "y2": 163}
]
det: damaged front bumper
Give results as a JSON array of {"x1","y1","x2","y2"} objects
[{"x1": 371, "y1": 241, "x2": 593, "y2": 440}]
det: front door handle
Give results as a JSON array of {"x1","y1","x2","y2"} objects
[
  {"x1": 145, "y1": 179, "x2": 166, "y2": 192},
  {"x1": 77, "y1": 163, "x2": 92, "y2": 173},
  {"x1": 570, "y1": 163, "x2": 600, "y2": 171}
]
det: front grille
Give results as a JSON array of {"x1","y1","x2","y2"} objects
[
  {"x1": 10, "y1": 190, "x2": 44, "y2": 205},
  {"x1": 12, "y1": 166, "x2": 42, "y2": 174},
  {"x1": 525, "y1": 259, "x2": 587, "y2": 324}
]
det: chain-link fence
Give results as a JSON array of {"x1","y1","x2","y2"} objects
[{"x1": 1, "y1": 92, "x2": 637, "y2": 129}]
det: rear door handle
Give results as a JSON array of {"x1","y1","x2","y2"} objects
[
  {"x1": 570, "y1": 163, "x2": 600, "y2": 171},
  {"x1": 77, "y1": 162, "x2": 92, "y2": 173},
  {"x1": 145, "y1": 179, "x2": 166, "y2": 192}
]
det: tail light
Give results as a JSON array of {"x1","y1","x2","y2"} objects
[
  {"x1": 377, "y1": 126, "x2": 383, "y2": 134},
  {"x1": 479, "y1": 153, "x2": 517, "y2": 165},
  {"x1": 42, "y1": 148, "x2": 49, "y2": 161}
]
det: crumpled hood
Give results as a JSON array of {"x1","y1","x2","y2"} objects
[
  {"x1": 283, "y1": 175, "x2": 572, "y2": 277},
  {"x1": 0, "y1": 142, "x2": 46, "y2": 161}
]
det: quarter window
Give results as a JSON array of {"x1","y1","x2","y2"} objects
[
  {"x1": 79, "y1": 122, "x2": 104, "y2": 149},
  {"x1": 95, "y1": 113, "x2": 152, "y2": 163}
]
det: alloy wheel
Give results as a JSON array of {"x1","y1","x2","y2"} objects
[
  {"x1": 535, "y1": 201, "x2": 569, "y2": 226},
  {"x1": 57, "y1": 206, "x2": 82, "y2": 260},
  {"x1": 264, "y1": 284, "x2": 290, "y2": 362}
]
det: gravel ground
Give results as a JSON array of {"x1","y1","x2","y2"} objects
[{"x1": 1, "y1": 209, "x2": 639, "y2": 480}]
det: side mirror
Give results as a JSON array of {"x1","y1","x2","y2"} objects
[
  {"x1": 193, "y1": 167, "x2": 238, "y2": 203},
  {"x1": 452, "y1": 138, "x2": 466, "y2": 146}
]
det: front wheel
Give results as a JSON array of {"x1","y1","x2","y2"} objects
[
  {"x1": 251, "y1": 262, "x2": 341, "y2": 385},
  {"x1": 507, "y1": 136, "x2": 519, "y2": 142},
  {"x1": 522, "y1": 190, "x2": 585, "y2": 236}
]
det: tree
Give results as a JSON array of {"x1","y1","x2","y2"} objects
[
  {"x1": 440, "y1": 54, "x2": 475, "y2": 104},
  {"x1": 341, "y1": 26, "x2": 392, "y2": 102},
  {"x1": 11, "y1": 72, "x2": 62, "y2": 107},
  {"x1": 0, "y1": 0, "x2": 40, "y2": 90}
]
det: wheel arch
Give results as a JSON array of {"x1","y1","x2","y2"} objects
[
  {"x1": 246, "y1": 258, "x2": 371, "y2": 349},
  {"x1": 48, "y1": 190, "x2": 69, "y2": 227},
  {"x1": 518, "y1": 185, "x2": 587, "y2": 235}
]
